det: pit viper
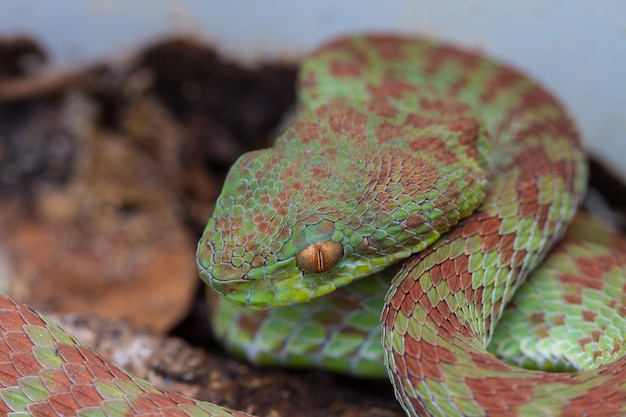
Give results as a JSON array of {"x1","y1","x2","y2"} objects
[{"x1": 2, "y1": 35, "x2": 626, "y2": 417}]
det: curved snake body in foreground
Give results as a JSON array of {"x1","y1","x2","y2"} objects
[{"x1": 2, "y1": 35, "x2": 626, "y2": 416}]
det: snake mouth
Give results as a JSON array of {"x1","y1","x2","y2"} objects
[
  {"x1": 201, "y1": 266, "x2": 356, "y2": 308},
  {"x1": 199, "y1": 246, "x2": 416, "y2": 308}
]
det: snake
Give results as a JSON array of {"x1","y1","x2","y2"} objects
[{"x1": 1, "y1": 34, "x2": 626, "y2": 417}]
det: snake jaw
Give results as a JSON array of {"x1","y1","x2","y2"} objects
[
  {"x1": 201, "y1": 256, "x2": 348, "y2": 308},
  {"x1": 199, "y1": 238, "x2": 377, "y2": 308},
  {"x1": 198, "y1": 215, "x2": 443, "y2": 308}
]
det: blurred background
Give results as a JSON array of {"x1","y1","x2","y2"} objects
[{"x1": 1, "y1": 0, "x2": 625, "y2": 178}]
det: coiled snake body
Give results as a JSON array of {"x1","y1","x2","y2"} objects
[{"x1": 2, "y1": 35, "x2": 626, "y2": 416}]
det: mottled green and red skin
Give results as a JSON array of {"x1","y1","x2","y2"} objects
[
  {"x1": 0, "y1": 295, "x2": 251, "y2": 417},
  {"x1": 199, "y1": 35, "x2": 626, "y2": 416},
  {"x1": 1, "y1": 35, "x2": 625, "y2": 417}
]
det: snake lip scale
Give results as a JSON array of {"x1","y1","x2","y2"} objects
[{"x1": 2, "y1": 34, "x2": 626, "y2": 417}]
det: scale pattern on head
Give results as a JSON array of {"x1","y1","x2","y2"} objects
[{"x1": 198, "y1": 73, "x2": 491, "y2": 307}]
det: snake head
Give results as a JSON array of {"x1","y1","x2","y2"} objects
[{"x1": 197, "y1": 100, "x2": 490, "y2": 308}]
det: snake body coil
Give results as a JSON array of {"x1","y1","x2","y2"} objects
[{"x1": 2, "y1": 35, "x2": 626, "y2": 416}]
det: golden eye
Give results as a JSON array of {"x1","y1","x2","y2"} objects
[{"x1": 295, "y1": 241, "x2": 343, "y2": 274}]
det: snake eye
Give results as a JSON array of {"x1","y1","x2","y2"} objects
[{"x1": 295, "y1": 241, "x2": 344, "y2": 274}]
